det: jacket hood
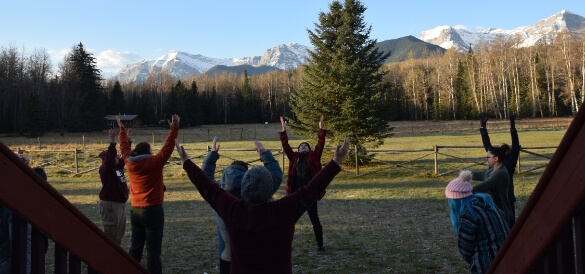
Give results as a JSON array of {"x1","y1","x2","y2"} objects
[
  {"x1": 99, "y1": 150, "x2": 108, "y2": 162},
  {"x1": 219, "y1": 164, "x2": 248, "y2": 197},
  {"x1": 128, "y1": 154, "x2": 150, "y2": 163}
]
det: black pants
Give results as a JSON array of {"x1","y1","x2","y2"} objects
[
  {"x1": 306, "y1": 203, "x2": 323, "y2": 247},
  {"x1": 129, "y1": 204, "x2": 164, "y2": 274}
]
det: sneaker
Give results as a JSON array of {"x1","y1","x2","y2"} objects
[{"x1": 317, "y1": 246, "x2": 325, "y2": 252}]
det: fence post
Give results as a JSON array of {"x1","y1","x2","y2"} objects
[
  {"x1": 517, "y1": 151, "x2": 521, "y2": 173},
  {"x1": 282, "y1": 147, "x2": 285, "y2": 176},
  {"x1": 434, "y1": 145, "x2": 438, "y2": 176},
  {"x1": 82, "y1": 135, "x2": 85, "y2": 149},
  {"x1": 355, "y1": 145, "x2": 359, "y2": 176},
  {"x1": 38, "y1": 137, "x2": 41, "y2": 150},
  {"x1": 74, "y1": 148, "x2": 79, "y2": 174},
  {"x1": 152, "y1": 132, "x2": 155, "y2": 146}
]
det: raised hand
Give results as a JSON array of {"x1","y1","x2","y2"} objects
[
  {"x1": 254, "y1": 140, "x2": 266, "y2": 155},
  {"x1": 280, "y1": 116, "x2": 286, "y2": 132},
  {"x1": 509, "y1": 114, "x2": 516, "y2": 129},
  {"x1": 333, "y1": 137, "x2": 351, "y2": 165},
  {"x1": 127, "y1": 128, "x2": 133, "y2": 141},
  {"x1": 319, "y1": 115, "x2": 324, "y2": 130},
  {"x1": 211, "y1": 136, "x2": 220, "y2": 152},
  {"x1": 480, "y1": 114, "x2": 488, "y2": 128},
  {"x1": 108, "y1": 128, "x2": 116, "y2": 143},
  {"x1": 175, "y1": 140, "x2": 189, "y2": 163},
  {"x1": 116, "y1": 116, "x2": 124, "y2": 128},
  {"x1": 168, "y1": 114, "x2": 180, "y2": 127}
]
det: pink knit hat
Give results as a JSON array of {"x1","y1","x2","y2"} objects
[{"x1": 445, "y1": 170, "x2": 473, "y2": 199}]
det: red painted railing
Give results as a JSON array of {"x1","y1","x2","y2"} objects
[{"x1": 0, "y1": 142, "x2": 147, "y2": 273}]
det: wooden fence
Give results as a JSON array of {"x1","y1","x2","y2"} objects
[{"x1": 14, "y1": 144, "x2": 556, "y2": 177}]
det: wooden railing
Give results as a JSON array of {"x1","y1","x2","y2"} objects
[
  {"x1": 0, "y1": 142, "x2": 148, "y2": 273},
  {"x1": 488, "y1": 101, "x2": 585, "y2": 273}
]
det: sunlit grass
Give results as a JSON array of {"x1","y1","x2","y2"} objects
[{"x1": 2, "y1": 121, "x2": 569, "y2": 273}]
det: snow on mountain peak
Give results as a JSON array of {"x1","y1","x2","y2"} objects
[
  {"x1": 418, "y1": 10, "x2": 585, "y2": 51},
  {"x1": 115, "y1": 43, "x2": 312, "y2": 84}
]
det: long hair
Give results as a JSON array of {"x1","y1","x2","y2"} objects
[{"x1": 447, "y1": 193, "x2": 498, "y2": 234}]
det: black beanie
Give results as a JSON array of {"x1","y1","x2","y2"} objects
[{"x1": 298, "y1": 142, "x2": 311, "y2": 151}]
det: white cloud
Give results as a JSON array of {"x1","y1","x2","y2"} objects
[
  {"x1": 96, "y1": 50, "x2": 142, "y2": 75},
  {"x1": 47, "y1": 48, "x2": 72, "y2": 67}
]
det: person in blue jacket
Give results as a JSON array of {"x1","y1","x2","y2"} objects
[{"x1": 201, "y1": 136, "x2": 282, "y2": 274}]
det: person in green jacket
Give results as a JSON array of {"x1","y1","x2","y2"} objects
[{"x1": 471, "y1": 146, "x2": 514, "y2": 227}]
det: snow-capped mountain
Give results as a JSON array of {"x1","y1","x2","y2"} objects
[
  {"x1": 115, "y1": 43, "x2": 311, "y2": 84},
  {"x1": 418, "y1": 10, "x2": 585, "y2": 51}
]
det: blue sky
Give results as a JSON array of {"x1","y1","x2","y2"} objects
[{"x1": 1, "y1": 0, "x2": 583, "y2": 76}]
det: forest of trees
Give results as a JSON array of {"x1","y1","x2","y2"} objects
[{"x1": 1, "y1": 26, "x2": 584, "y2": 137}]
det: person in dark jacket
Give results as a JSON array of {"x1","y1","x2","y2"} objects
[
  {"x1": 98, "y1": 128, "x2": 131, "y2": 245},
  {"x1": 201, "y1": 136, "x2": 282, "y2": 274},
  {"x1": 279, "y1": 115, "x2": 327, "y2": 251},
  {"x1": 176, "y1": 137, "x2": 350, "y2": 274},
  {"x1": 479, "y1": 114, "x2": 520, "y2": 227}
]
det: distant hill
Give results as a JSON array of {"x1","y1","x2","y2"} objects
[
  {"x1": 204, "y1": 64, "x2": 281, "y2": 77},
  {"x1": 376, "y1": 35, "x2": 446, "y2": 63}
]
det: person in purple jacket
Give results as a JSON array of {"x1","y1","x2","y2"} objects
[
  {"x1": 176, "y1": 137, "x2": 350, "y2": 274},
  {"x1": 98, "y1": 128, "x2": 131, "y2": 245}
]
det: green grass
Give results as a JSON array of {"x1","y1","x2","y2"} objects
[{"x1": 4, "y1": 124, "x2": 567, "y2": 273}]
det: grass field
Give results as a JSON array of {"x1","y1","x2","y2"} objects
[{"x1": 0, "y1": 118, "x2": 572, "y2": 273}]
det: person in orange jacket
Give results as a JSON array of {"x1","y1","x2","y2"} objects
[{"x1": 117, "y1": 114, "x2": 179, "y2": 274}]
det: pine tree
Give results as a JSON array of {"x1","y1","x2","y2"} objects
[
  {"x1": 59, "y1": 42, "x2": 105, "y2": 132},
  {"x1": 288, "y1": 0, "x2": 393, "y2": 150},
  {"x1": 109, "y1": 81, "x2": 125, "y2": 115}
]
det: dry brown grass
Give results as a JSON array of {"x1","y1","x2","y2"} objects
[{"x1": 1, "y1": 117, "x2": 572, "y2": 273}]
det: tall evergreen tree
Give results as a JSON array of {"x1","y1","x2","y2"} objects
[
  {"x1": 108, "y1": 81, "x2": 125, "y2": 115},
  {"x1": 59, "y1": 42, "x2": 105, "y2": 132},
  {"x1": 186, "y1": 80, "x2": 201, "y2": 126},
  {"x1": 289, "y1": 0, "x2": 392, "y2": 149}
]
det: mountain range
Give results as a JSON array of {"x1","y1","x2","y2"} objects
[{"x1": 114, "y1": 10, "x2": 585, "y2": 84}]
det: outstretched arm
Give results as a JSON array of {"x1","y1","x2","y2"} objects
[
  {"x1": 108, "y1": 128, "x2": 116, "y2": 143},
  {"x1": 314, "y1": 115, "x2": 327, "y2": 159},
  {"x1": 116, "y1": 116, "x2": 131, "y2": 160},
  {"x1": 333, "y1": 137, "x2": 350, "y2": 165},
  {"x1": 278, "y1": 117, "x2": 295, "y2": 159},
  {"x1": 280, "y1": 116, "x2": 286, "y2": 132},
  {"x1": 202, "y1": 136, "x2": 220, "y2": 180},
  {"x1": 255, "y1": 140, "x2": 283, "y2": 192},
  {"x1": 508, "y1": 115, "x2": 520, "y2": 166},
  {"x1": 479, "y1": 114, "x2": 491, "y2": 152}
]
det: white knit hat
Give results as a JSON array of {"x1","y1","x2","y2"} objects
[{"x1": 445, "y1": 170, "x2": 473, "y2": 199}]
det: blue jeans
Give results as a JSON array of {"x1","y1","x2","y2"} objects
[{"x1": 128, "y1": 204, "x2": 164, "y2": 274}]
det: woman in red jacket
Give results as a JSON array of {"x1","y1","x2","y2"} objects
[{"x1": 279, "y1": 115, "x2": 327, "y2": 251}]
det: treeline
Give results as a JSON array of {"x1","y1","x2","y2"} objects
[{"x1": 0, "y1": 30, "x2": 583, "y2": 136}]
